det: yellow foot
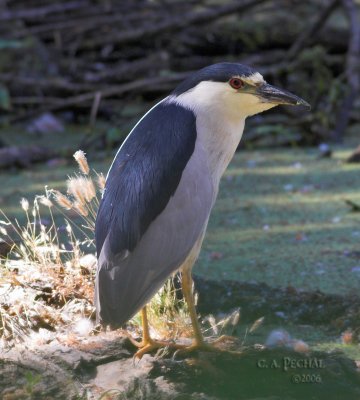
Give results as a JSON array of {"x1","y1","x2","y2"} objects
[
  {"x1": 134, "y1": 339, "x2": 175, "y2": 359},
  {"x1": 121, "y1": 331, "x2": 240, "y2": 360},
  {"x1": 121, "y1": 331, "x2": 186, "y2": 359},
  {"x1": 211, "y1": 334, "x2": 239, "y2": 345},
  {"x1": 173, "y1": 340, "x2": 225, "y2": 358},
  {"x1": 173, "y1": 337, "x2": 243, "y2": 359}
]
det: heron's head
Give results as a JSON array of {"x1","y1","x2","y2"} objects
[{"x1": 170, "y1": 63, "x2": 310, "y2": 120}]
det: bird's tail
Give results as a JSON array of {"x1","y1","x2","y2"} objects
[{"x1": 95, "y1": 251, "x2": 173, "y2": 327}]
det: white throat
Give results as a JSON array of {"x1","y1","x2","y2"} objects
[
  {"x1": 193, "y1": 110, "x2": 245, "y2": 184},
  {"x1": 167, "y1": 82, "x2": 248, "y2": 185}
]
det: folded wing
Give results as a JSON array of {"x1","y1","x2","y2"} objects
[{"x1": 95, "y1": 101, "x2": 214, "y2": 326}]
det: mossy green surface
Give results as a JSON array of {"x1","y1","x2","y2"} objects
[
  {"x1": 198, "y1": 147, "x2": 360, "y2": 296},
  {"x1": 1, "y1": 144, "x2": 360, "y2": 296}
]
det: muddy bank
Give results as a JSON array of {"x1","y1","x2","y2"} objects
[
  {"x1": 2, "y1": 335, "x2": 360, "y2": 399},
  {"x1": 1, "y1": 277, "x2": 360, "y2": 399}
]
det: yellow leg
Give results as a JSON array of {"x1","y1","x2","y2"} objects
[
  {"x1": 181, "y1": 268, "x2": 205, "y2": 346},
  {"x1": 141, "y1": 306, "x2": 151, "y2": 343},
  {"x1": 175, "y1": 267, "x2": 240, "y2": 357},
  {"x1": 124, "y1": 288, "x2": 236, "y2": 359},
  {"x1": 125, "y1": 305, "x2": 186, "y2": 359},
  {"x1": 176, "y1": 268, "x2": 228, "y2": 355}
]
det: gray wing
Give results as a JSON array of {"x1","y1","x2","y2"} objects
[
  {"x1": 95, "y1": 102, "x2": 198, "y2": 257},
  {"x1": 95, "y1": 145, "x2": 215, "y2": 326}
]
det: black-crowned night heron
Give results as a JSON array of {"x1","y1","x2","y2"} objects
[{"x1": 95, "y1": 62, "x2": 309, "y2": 358}]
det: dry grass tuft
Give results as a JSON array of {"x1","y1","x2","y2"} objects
[
  {"x1": 0, "y1": 192, "x2": 96, "y2": 347},
  {"x1": 147, "y1": 276, "x2": 192, "y2": 340},
  {"x1": 0, "y1": 150, "x2": 101, "y2": 347}
]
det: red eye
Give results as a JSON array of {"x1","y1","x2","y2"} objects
[{"x1": 229, "y1": 78, "x2": 244, "y2": 89}]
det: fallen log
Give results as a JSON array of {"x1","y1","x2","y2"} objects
[
  {"x1": 0, "y1": 1, "x2": 89, "y2": 22},
  {"x1": 79, "y1": 0, "x2": 267, "y2": 49},
  {"x1": 7, "y1": 73, "x2": 190, "y2": 123}
]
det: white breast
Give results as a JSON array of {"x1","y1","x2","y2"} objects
[
  {"x1": 195, "y1": 112, "x2": 245, "y2": 187},
  {"x1": 167, "y1": 82, "x2": 246, "y2": 191}
]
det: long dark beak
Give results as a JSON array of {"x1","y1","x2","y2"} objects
[{"x1": 256, "y1": 83, "x2": 311, "y2": 109}]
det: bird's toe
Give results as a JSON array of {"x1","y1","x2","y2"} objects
[{"x1": 133, "y1": 338, "x2": 188, "y2": 360}]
